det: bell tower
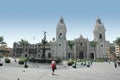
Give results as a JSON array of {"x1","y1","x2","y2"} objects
[
  {"x1": 93, "y1": 17, "x2": 107, "y2": 59},
  {"x1": 93, "y1": 17, "x2": 106, "y2": 41},
  {"x1": 56, "y1": 16, "x2": 67, "y2": 59}
]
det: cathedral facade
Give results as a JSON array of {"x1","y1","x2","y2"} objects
[
  {"x1": 52, "y1": 16, "x2": 109, "y2": 60},
  {"x1": 13, "y1": 17, "x2": 109, "y2": 60}
]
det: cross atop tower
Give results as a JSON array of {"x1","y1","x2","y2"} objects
[
  {"x1": 59, "y1": 16, "x2": 64, "y2": 24},
  {"x1": 96, "y1": 17, "x2": 101, "y2": 24}
]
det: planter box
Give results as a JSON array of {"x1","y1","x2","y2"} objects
[
  {"x1": 19, "y1": 61, "x2": 24, "y2": 65},
  {"x1": 5, "y1": 58, "x2": 11, "y2": 63},
  {"x1": 68, "y1": 63, "x2": 73, "y2": 66},
  {"x1": 67, "y1": 61, "x2": 74, "y2": 66},
  {"x1": 0, "y1": 63, "x2": 3, "y2": 66},
  {"x1": 73, "y1": 65, "x2": 76, "y2": 68},
  {"x1": 5, "y1": 60, "x2": 10, "y2": 63}
]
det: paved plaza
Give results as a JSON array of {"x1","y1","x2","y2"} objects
[{"x1": 0, "y1": 59, "x2": 120, "y2": 80}]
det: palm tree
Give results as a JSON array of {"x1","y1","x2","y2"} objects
[
  {"x1": 0, "y1": 36, "x2": 6, "y2": 46},
  {"x1": 114, "y1": 37, "x2": 120, "y2": 57},
  {"x1": 0, "y1": 36, "x2": 3, "y2": 43},
  {"x1": 0, "y1": 36, "x2": 6, "y2": 61},
  {"x1": 68, "y1": 40, "x2": 74, "y2": 49},
  {"x1": 18, "y1": 39, "x2": 29, "y2": 68},
  {"x1": 68, "y1": 40, "x2": 75, "y2": 59},
  {"x1": 18, "y1": 39, "x2": 29, "y2": 57},
  {"x1": 19, "y1": 39, "x2": 29, "y2": 47},
  {"x1": 90, "y1": 41, "x2": 97, "y2": 60}
]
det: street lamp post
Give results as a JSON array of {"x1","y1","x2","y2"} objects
[
  {"x1": 87, "y1": 52, "x2": 90, "y2": 67},
  {"x1": 41, "y1": 31, "x2": 47, "y2": 59},
  {"x1": 24, "y1": 54, "x2": 28, "y2": 68}
]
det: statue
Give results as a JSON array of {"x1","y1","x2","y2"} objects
[{"x1": 42, "y1": 31, "x2": 47, "y2": 45}]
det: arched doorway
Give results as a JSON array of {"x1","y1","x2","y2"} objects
[
  {"x1": 79, "y1": 51, "x2": 84, "y2": 59},
  {"x1": 68, "y1": 52, "x2": 71, "y2": 59},
  {"x1": 90, "y1": 53, "x2": 94, "y2": 60}
]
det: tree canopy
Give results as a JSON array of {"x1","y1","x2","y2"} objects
[
  {"x1": 90, "y1": 41, "x2": 97, "y2": 48},
  {"x1": 68, "y1": 40, "x2": 75, "y2": 49},
  {"x1": 18, "y1": 39, "x2": 29, "y2": 46},
  {"x1": 0, "y1": 36, "x2": 3, "y2": 43},
  {"x1": 0, "y1": 36, "x2": 6, "y2": 45},
  {"x1": 114, "y1": 37, "x2": 120, "y2": 46}
]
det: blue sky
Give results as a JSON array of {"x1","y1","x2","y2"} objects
[{"x1": 0, "y1": 0, "x2": 120, "y2": 48}]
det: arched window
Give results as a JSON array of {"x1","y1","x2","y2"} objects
[
  {"x1": 38, "y1": 55, "x2": 40, "y2": 57},
  {"x1": 99, "y1": 34, "x2": 102, "y2": 39},
  {"x1": 80, "y1": 43, "x2": 82, "y2": 46},
  {"x1": 101, "y1": 45, "x2": 103, "y2": 47},
  {"x1": 59, "y1": 44, "x2": 61, "y2": 46},
  {"x1": 48, "y1": 53, "x2": 51, "y2": 58},
  {"x1": 59, "y1": 33, "x2": 62, "y2": 38}
]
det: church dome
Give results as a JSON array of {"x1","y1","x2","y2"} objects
[
  {"x1": 56, "y1": 16, "x2": 67, "y2": 32},
  {"x1": 96, "y1": 17, "x2": 102, "y2": 24},
  {"x1": 94, "y1": 17, "x2": 106, "y2": 31}
]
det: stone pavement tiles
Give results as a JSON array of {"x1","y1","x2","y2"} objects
[{"x1": 0, "y1": 62, "x2": 120, "y2": 80}]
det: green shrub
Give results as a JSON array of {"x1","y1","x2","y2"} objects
[
  {"x1": 80, "y1": 59, "x2": 87, "y2": 62},
  {"x1": 18, "y1": 57, "x2": 27, "y2": 64},
  {"x1": 5, "y1": 57, "x2": 10, "y2": 63},
  {"x1": 67, "y1": 60, "x2": 74, "y2": 66},
  {"x1": 95, "y1": 59, "x2": 103, "y2": 62},
  {"x1": 19, "y1": 57, "x2": 27, "y2": 61},
  {"x1": 76, "y1": 59, "x2": 81, "y2": 62}
]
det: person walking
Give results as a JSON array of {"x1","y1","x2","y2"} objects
[
  {"x1": 114, "y1": 61, "x2": 117, "y2": 68},
  {"x1": 51, "y1": 59, "x2": 56, "y2": 75},
  {"x1": 108, "y1": 59, "x2": 111, "y2": 64}
]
